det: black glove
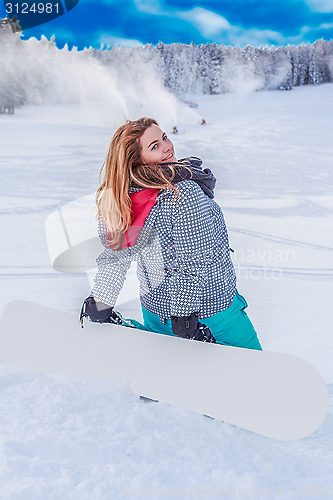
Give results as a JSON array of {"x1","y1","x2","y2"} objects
[
  {"x1": 80, "y1": 296, "x2": 122, "y2": 327},
  {"x1": 171, "y1": 313, "x2": 216, "y2": 343}
]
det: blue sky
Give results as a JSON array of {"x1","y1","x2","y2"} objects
[{"x1": 2, "y1": 0, "x2": 333, "y2": 49}]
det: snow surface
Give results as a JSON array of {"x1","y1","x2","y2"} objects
[{"x1": 1, "y1": 84, "x2": 333, "y2": 498}]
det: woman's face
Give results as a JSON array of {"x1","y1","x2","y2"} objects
[{"x1": 139, "y1": 124, "x2": 177, "y2": 164}]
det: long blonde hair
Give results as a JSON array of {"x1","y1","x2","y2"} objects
[{"x1": 96, "y1": 117, "x2": 184, "y2": 249}]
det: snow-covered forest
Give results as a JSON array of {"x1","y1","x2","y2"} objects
[
  {"x1": 95, "y1": 39, "x2": 333, "y2": 94},
  {"x1": 1, "y1": 18, "x2": 333, "y2": 113}
]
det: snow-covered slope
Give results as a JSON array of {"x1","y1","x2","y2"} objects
[{"x1": 0, "y1": 85, "x2": 332, "y2": 498}]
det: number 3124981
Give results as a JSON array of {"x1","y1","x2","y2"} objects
[{"x1": 5, "y1": 3, "x2": 60, "y2": 15}]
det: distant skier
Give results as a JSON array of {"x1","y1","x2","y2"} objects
[{"x1": 80, "y1": 117, "x2": 262, "y2": 350}]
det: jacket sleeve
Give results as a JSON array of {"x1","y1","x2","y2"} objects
[
  {"x1": 90, "y1": 219, "x2": 132, "y2": 307},
  {"x1": 169, "y1": 180, "x2": 215, "y2": 317}
]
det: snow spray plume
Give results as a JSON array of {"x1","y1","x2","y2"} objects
[
  {"x1": 220, "y1": 56, "x2": 264, "y2": 94},
  {"x1": 0, "y1": 35, "x2": 178, "y2": 129}
]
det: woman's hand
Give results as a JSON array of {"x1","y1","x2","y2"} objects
[
  {"x1": 80, "y1": 296, "x2": 119, "y2": 327},
  {"x1": 171, "y1": 313, "x2": 216, "y2": 343}
]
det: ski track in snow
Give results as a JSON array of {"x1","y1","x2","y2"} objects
[
  {"x1": 1, "y1": 84, "x2": 333, "y2": 498},
  {"x1": 229, "y1": 227, "x2": 333, "y2": 253}
]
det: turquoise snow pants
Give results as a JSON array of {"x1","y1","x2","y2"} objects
[{"x1": 142, "y1": 291, "x2": 262, "y2": 351}]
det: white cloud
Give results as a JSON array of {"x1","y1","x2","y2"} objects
[
  {"x1": 97, "y1": 33, "x2": 143, "y2": 48},
  {"x1": 177, "y1": 7, "x2": 231, "y2": 37},
  {"x1": 300, "y1": 21, "x2": 333, "y2": 33},
  {"x1": 303, "y1": 0, "x2": 333, "y2": 13},
  {"x1": 228, "y1": 27, "x2": 285, "y2": 47},
  {"x1": 132, "y1": 0, "x2": 163, "y2": 14},
  {"x1": 176, "y1": 7, "x2": 286, "y2": 47},
  {"x1": 174, "y1": 5, "x2": 333, "y2": 47}
]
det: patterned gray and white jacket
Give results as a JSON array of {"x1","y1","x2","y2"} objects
[{"x1": 90, "y1": 179, "x2": 237, "y2": 322}]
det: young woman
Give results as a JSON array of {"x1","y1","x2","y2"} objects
[{"x1": 80, "y1": 117, "x2": 262, "y2": 350}]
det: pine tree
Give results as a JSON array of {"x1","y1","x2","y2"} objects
[{"x1": 0, "y1": 17, "x2": 24, "y2": 113}]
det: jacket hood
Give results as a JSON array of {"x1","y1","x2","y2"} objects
[
  {"x1": 109, "y1": 157, "x2": 216, "y2": 249},
  {"x1": 113, "y1": 188, "x2": 160, "y2": 249}
]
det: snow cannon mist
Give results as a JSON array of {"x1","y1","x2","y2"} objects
[{"x1": 0, "y1": 35, "x2": 180, "y2": 128}]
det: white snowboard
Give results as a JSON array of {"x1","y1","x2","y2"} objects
[{"x1": 0, "y1": 300, "x2": 328, "y2": 441}]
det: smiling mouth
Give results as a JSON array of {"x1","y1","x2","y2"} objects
[{"x1": 163, "y1": 153, "x2": 175, "y2": 161}]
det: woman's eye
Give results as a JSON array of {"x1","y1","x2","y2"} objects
[
  {"x1": 151, "y1": 143, "x2": 158, "y2": 150},
  {"x1": 163, "y1": 135, "x2": 168, "y2": 140}
]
